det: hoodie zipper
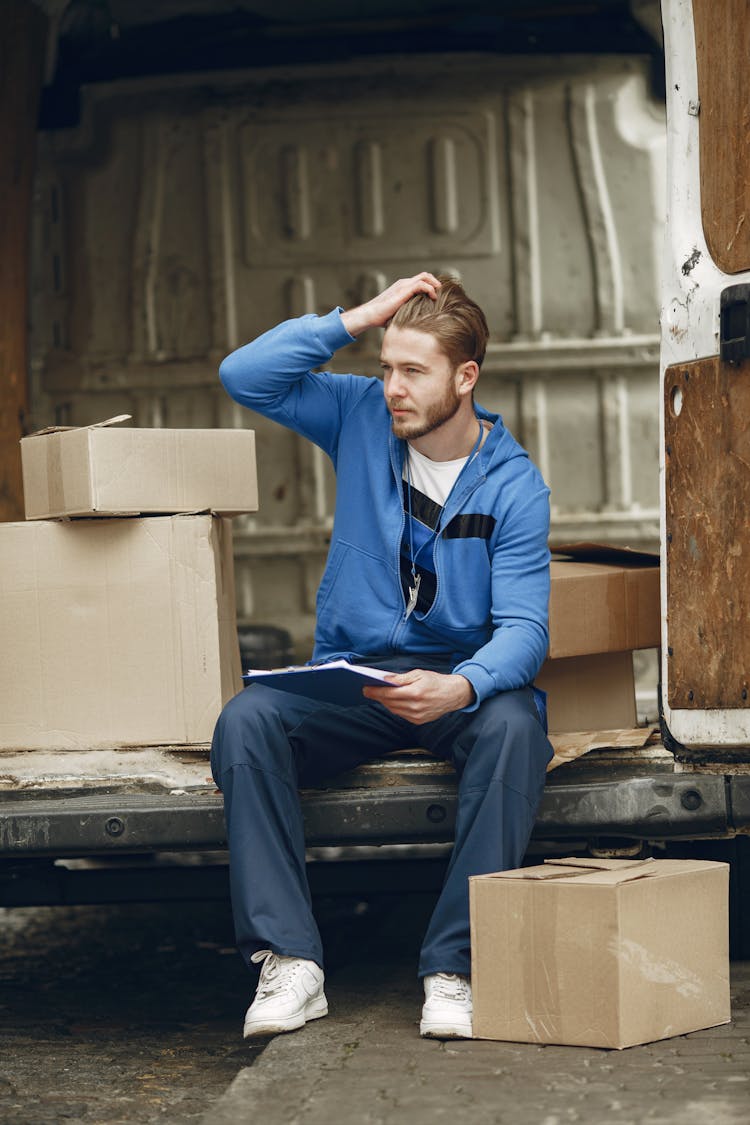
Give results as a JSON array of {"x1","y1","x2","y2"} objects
[
  {"x1": 389, "y1": 425, "x2": 489, "y2": 641},
  {"x1": 388, "y1": 436, "x2": 410, "y2": 644}
]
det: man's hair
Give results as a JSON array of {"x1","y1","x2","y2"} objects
[{"x1": 387, "y1": 276, "x2": 489, "y2": 369}]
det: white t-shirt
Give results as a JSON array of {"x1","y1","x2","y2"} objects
[{"x1": 404, "y1": 443, "x2": 468, "y2": 506}]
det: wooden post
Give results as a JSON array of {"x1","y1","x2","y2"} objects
[{"x1": 0, "y1": 0, "x2": 47, "y2": 521}]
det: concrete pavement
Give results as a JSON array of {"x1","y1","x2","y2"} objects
[
  {"x1": 208, "y1": 900, "x2": 750, "y2": 1125},
  {"x1": 1, "y1": 887, "x2": 748, "y2": 1124}
]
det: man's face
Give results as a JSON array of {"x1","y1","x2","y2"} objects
[{"x1": 380, "y1": 326, "x2": 463, "y2": 441}]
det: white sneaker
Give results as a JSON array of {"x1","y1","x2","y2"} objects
[
  {"x1": 243, "y1": 949, "x2": 328, "y2": 1039},
  {"x1": 419, "y1": 972, "x2": 473, "y2": 1039}
]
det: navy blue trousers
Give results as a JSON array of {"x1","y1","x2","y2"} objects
[{"x1": 210, "y1": 667, "x2": 552, "y2": 979}]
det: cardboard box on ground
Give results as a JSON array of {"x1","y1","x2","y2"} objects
[{"x1": 470, "y1": 857, "x2": 731, "y2": 1048}]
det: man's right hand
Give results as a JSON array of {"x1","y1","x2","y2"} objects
[{"x1": 340, "y1": 273, "x2": 441, "y2": 338}]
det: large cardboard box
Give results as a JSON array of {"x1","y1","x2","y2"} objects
[
  {"x1": 0, "y1": 515, "x2": 242, "y2": 749},
  {"x1": 21, "y1": 418, "x2": 258, "y2": 519},
  {"x1": 536, "y1": 651, "x2": 636, "y2": 734},
  {"x1": 549, "y1": 544, "x2": 660, "y2": 659},
  {"x1": 471, "y1": 858, "x2": 730, "y2": 1049}
]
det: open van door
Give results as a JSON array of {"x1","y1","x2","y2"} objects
[{"x1": 660, "y1": 0, "x2": 750, "y2": 756}]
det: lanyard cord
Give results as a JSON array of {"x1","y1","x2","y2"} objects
[{"x1": 404, "y1": 419, "x2": 484, "y2": 608}]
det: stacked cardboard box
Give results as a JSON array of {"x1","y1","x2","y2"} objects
[
  {"x1": 0, "y1": 418, "x2": 257, "y2": 750},
  {"x1": 21, "y1": 417, "x2": 258, "y2": 519},
  {"x1": 4, "y1": 420, "x2": 657, "y2": 747},
  {"x1": 540, "y1": 544, "x2": 660, "y2": 737}
]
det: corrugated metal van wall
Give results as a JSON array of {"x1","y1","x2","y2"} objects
[{"x1": 30, "y1": 55, "x2": 665, "y2": 656}]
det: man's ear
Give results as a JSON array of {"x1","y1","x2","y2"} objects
[{"x1": 456, "y1": 361, "x2": 480, "y2": 396}]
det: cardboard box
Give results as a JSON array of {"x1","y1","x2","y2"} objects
[
  {"x1": 536, "y1": 651, "x2": 636, "y2": 734},
  {"x1": 21, "y1": 417, "x2": 258, "y2": 518},
  {"x1": 549, "y1": 544, "x2": 660, "y2": 659},
  {"x1": 0, "y1": 515, "x2": 242, "y2": 749},
  {"x1": 471, "y1": 858, "x2": 730, "y2": 1049}
]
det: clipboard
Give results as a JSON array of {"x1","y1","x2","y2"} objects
[{"x1": 242, "y1": 660, "x2": 396, "y2": 707}]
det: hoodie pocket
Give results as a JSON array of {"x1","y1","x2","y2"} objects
[{"x1": 316, "y1": 539, "x2": 401, "y2": 651}]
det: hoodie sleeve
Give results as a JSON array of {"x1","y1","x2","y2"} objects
[
  {"x1": 218, "y1": 309, "x2": 368, "y2": 457},
  {"x1": 452, "y1": 475, "x2": 551, "y2": 710}
]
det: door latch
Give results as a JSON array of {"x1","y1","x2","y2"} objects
[{"x1": 720, "y1": 284, "x2": 750, "y2": 364}]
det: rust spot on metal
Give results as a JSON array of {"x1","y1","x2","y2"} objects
[{"x1": 681, "y1": 248, "x2": 702, "y2": 276}]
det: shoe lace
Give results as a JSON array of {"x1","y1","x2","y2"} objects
[
  {"x1": 430, "y1": 973, "x2": 471, "y2": 1002},
  {"x1": 252, "y1": 950, "x2": 304, "y2": 1001}
]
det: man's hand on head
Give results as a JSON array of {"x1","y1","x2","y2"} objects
[
  {"x1": 361, "y1": 669, "x2": 475, "y2": 724},
  {"x1": 341, "y1": 273, "x2": 441, "y2": 338}
]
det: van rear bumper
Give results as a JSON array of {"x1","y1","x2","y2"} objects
[{"x1": 0, "y1": 757, "x2": 746, "y2": 860}]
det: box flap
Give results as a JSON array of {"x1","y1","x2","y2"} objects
[
  {"x1": 483, "y1": 858, "x2": 664, "y2": 884},
  {"x1": 547, "y1": 725, "x2": 657, "y2": 770},
  {"x1": 550, "y1": 541, "x2": 659, "y2": 567},
  {"x1": 544, "y1": 857, "x2": 664, "y2": 885},
  {"x1": 567, "y1": 861, "x2": 663, "y2": 885},
  {"x1": 485, "y1": 864, "x2": 591, "y2": 881},
  {"x1": 26, "y1": 415, "x2": 132, "y2": 438},
  {"x1": 543, "y1": 857, "x2": 646, "y2": 871}
]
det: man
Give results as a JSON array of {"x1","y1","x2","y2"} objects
[{"x1": 212, "y1": 272, "x2": 553, "y2": 1041}]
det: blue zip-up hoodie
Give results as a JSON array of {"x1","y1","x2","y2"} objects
[{"x1": 220, "y1": 308, "x2": 551, "y2": 710}]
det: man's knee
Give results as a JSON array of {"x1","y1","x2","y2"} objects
[
  {"x1": 462, "y1": 690, "x2": 552, "y2": 783},
  {"x1": 475, "y1": 688, "x2": 541, "y2": 737},
  {"x1": 211, "y1": 686, "x2": 293, "y2": 781}
]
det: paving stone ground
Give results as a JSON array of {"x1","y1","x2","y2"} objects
[
  {"x1": 208, "y1": 897, "x2": 750, "y2": 1125},
  {"x1": 209, "y1": 958, "x2": 750, "y2": 1125},
  {"x1": 1, "y1": 889, "x2": 749, "y2": 1124}
]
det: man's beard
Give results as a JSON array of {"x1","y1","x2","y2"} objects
[{"x1": 389, "y1": 384, "x2": 462, "y2": 440}]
